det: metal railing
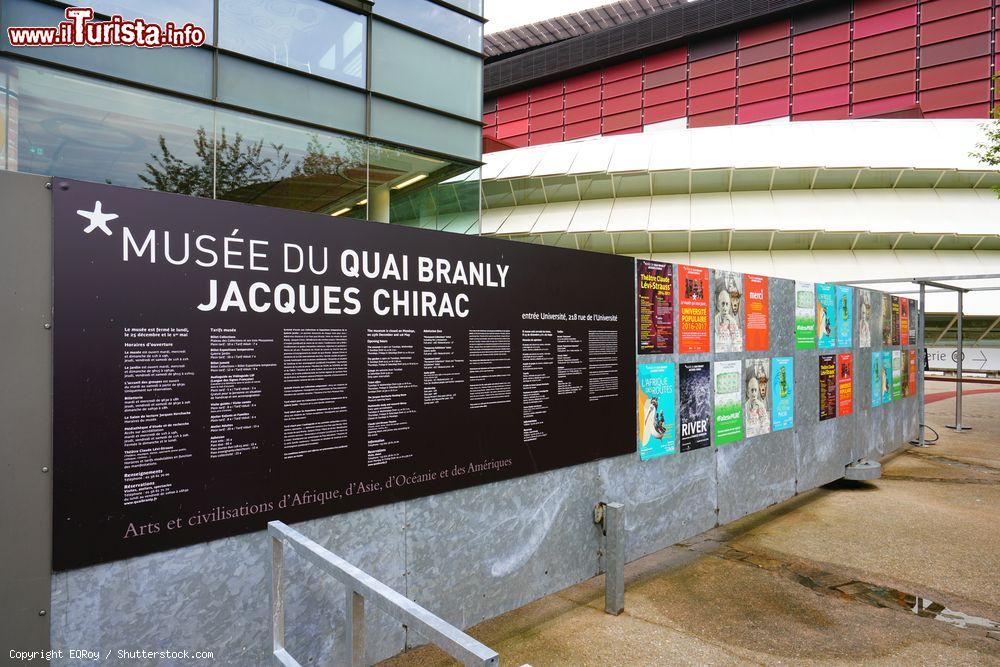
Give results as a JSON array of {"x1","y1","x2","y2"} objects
[{"x1": 268, "y1": 521, "x2": 499, "y2": 667}]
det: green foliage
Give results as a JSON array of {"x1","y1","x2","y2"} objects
[{"x1": 971, "y1": 74, "x2": 1000, "y2": 197}]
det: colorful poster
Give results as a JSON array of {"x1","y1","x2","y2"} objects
[
  {"x1": 891, "y1": 296, "x2": 901, "y2": 346},
  {"x1": 636, "y1": 260, "x2": 674, "y2": 354},
  {"x1": 881, "y1": 293, "x2": 892, "y2": 345},
  {"x1": 744, "y1": 358, "x2": 771, "y2": 438},
  {"x1": 900, "y1": 299, "x2": 909, "y2": 349},
  {"x1": 714, "y1": 270, "x2": 743, "y2": 353},
  {"x1": 819, "y1": 355, "x2": 837, "y2": 421},
  {"x1": 795, "y1": 281, "x2": 816, "y2": 349},
  {"x1": 637, "y1": 363, "x2": 676, "y2": 460},
  {"x1": 859, "y1": 290, "x2": 872, "y2": 348},
  {"x1": 744, "y1": 274, "x2": 769, "y2": 351},
  {"x1": 882, "y1": 351, "x2": 892, "y2": 404},
  {"x1": 678, "y1": 265, "x2": 710, "y2": 353},
  {"x1": 679, "y1": 362, "x2": 712, "y2": 452},
  {"x1": 714, "y1": 360, "x2": 743, "y2": 444},
  {"x1": 908, "y1": 349, "x2": 917, "y2": 397},
  {"x1": 836, "y1": 285, "x2": 853, "y2": 348},
  {"x1": 771, "y1": 357, "x2": 794, "y2": 431},
  {"x1": 908, "y1": 299, "x2": 917, "y2": 346},
  {"x1": 871, "y1": 351, "x2": 882, "y2": 407},
  {"x1": 892, "y1": 350, "x2": 902, "y2": 400},
  {"x1": 816, "y1": 283, "x2": 836, "y2": 349},
  {"x1": 837, "y1": 353, "x2": 853, "y2": 416},
  {"x1": 900, "y1": 349, "x2": 910, "y2": 397}
]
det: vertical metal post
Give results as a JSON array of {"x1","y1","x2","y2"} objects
[
  {"x1": 917, "y1": 282, "x2": 927, "y2": 446},
  {"x1": 344, "y1": 589, "x2": 365, "y2": 667},
  {"x1": 603, "y1": 502, "x2": 625, "y2": 616},
  {"x1": 271, "y1": 536, "x2": 285, "y2": 656},
  {"x1": 956, "y1": 290, "x2": 964, "y2": 432}
]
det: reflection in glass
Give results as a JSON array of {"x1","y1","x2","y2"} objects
[
  {"x1": 219, "y1": 0, "x2": 365, "y2": 87},
  {"x1": 373, "y1": 0, "x2": 482, "y2": 51},
  {"x1": 89, "y1": 0, "x2": 214, "y2": 34}
]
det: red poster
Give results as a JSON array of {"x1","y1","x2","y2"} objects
[
  {"x1": 678, "y1": 265, "x2": 710, "y2": 353},
  {"x1": 837, "y1": 353, "x2": 853, "y2": 416},
  {"x1": 908, "y1": 349, "x2": 917, "y2": 396},
  {"x1": 744, "y1": 274, "x2": 769, "y2": 351},
  {"x1": 900, "y1": 299, "x2": 909, "y2": 345}
]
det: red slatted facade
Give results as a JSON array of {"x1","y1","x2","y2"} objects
[{"x1": 481, "y1": 0, "x2": 1000, "y2": 149}]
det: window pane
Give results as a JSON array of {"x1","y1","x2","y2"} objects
[
  {"x1": 373, "y1": 0, "x2": 482, "y2": 51},
  {"x1": 218, "y1": 55, "x2": 365, "y2": 135},
  {"x1": 1, "y1": 0, "x2": 212, "y2": 97},
  {"x1": 439, "y1": 0, "x2": 484, "y2": 16},
  {"x1": 213, "y1": 110, "x2": 369, "y2": 214},
  {"x1": 89, "y1": 0, "x2": 214, "y2": 35},
  {"x1": 371, "y1": 97, "x2": 482, "y2": 162},
  {"x1": 219, "y1": 0, "x2": 365, "y2": 87},
  {"x1": 371, "y1": 21, "x2": 482, "y2": 121},
  {"x1": 2, "y1": 57, "x2": 213, "y2": 191}
]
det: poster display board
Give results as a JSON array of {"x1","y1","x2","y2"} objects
[
  {"x1": 714, "y1": 360, "x2": 743, "y2": 444},
  {"x1": 637, "y1": 363, "x2": 676, "y2": 461},
  {"x1": 816, "y1": 284, "x2": 836, "y2": 349},
  {"x1": 882, "y1": 351, "x2": 893, "y2": 404},
  {"x1": 679, "y1": 362, "x2": 711, "y2": 451},
  {"x1": 744, "y1": 358, "x2": 771, "y2": 438},
  {"x1": 819, "y1": 355, "x2": 837, "y2": 421},
  {"x1": 795, "y1": 281, "x2": 816, "y2": 349},
  {"x1": 678, "y1": 266, "x2": 710, "y2": 353},
  {"x1": 637, "y1": 260, "x2": 673, "y2": 354},
  {"x1": 837, "y1": 353, "x2": 853, "y2": 417},
  {"x1": 771, "y1": 357, "x2": 794, "y2": 431},
  {"x1": 892, "y1": 350, "x2": 903, "y2": 400},
  {"x1": 835, "y1": 285, "x2": 853, "y2": 348},
  {"x1": 871, "y1": 351, "x2": 883, "y2": 407},
  {"x1": 714, "y1": 270, "x2": 743, "y2": 353},
  {"x1": 859, "y1": 290, "x2": 872, "y2": 348},
  {"x1": 744, "y1": 274, "x2": 769, "y2": 351},
  {"x1": 52, "y1": 180, "x2": 635, "y2": 570}
]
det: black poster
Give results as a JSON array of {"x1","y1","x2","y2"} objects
[
  {"x1": 819, "y1": 354, "x2": 837, "y2": 421},
  {"x1": 908, "y1": 299, "x2": 917, "y2": 345},
  {"x1": 678, "y1": 362, "x2": 711, "y2": 451},
  {"x1": 52, "y1": 180, "x2": 635, "y2": 570},
  {"x1": 636, "y1": 260, "x2": 673, "y2": 354},
  {"x1": 891, "y1": 296, "x2": 901, "y2": 346}
]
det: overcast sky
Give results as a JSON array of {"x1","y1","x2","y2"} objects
[{"x1": 483, "y1": 0, "x2": 608, "y2": 34}]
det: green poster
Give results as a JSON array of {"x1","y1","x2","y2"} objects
[
  {"x1": 714, "y1": 360, "x2": 743, "y2": 444},
  {"x1": 795, "y1": 281, "x2": 816, "y2": 349},
  {"x1": 892, "y1": 350, "x2": 902, "y2": 400}
]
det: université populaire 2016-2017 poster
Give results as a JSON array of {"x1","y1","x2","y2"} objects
[
  {"x1": 637, "y1": 362, "x2": 676, "y2": 461},
  {"x1": 678, "y1": 265, "x2": 710, "y2": 354}
]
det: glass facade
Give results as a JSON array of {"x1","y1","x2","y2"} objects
[{"x1": 0, "y1": 0, "x2": 485, "y2": 231}]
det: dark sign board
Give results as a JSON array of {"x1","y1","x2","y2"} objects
[
  {"x1": 636, "y1": 260, "x2": 674, "y2": 354},
  {"x1": 678, "y1": 362, "x2": 711, "y2": 451},
  {"x1": 52, "y1": 180, "x2": 635, "y2": 570}
]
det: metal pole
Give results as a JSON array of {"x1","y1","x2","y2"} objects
[
  {"x1": 345, "y1": 589, "x2": 365, "y2": 667},
  {"x1": 603, "y1": 502, "x2": 625, "y2": 616},
  {"x1": 917, "y1": 283, "x2": 926, "y2": 446},
  {"x1": 956, "y1": 291, "x2": 965, "y2": 432}
]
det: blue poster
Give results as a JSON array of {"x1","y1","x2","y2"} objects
[
  {"x1": 816, "y1": 283, "x2": 836, "y2": 349},
  {"x1": 637, "y1": 362, "x2": 676, "y2": 460},
  {"x1": 871, "y1": 351, "x2": 882, "y2": 407},
  {"x1": 836, "y1": 285, "x2": 853, "y2": 348},
  {"x1": 881, "y1": 350, "x2": 892, "y2": 404},
  {"x1": 771, "y1": 357, "x2": 794, "y2": 431}
]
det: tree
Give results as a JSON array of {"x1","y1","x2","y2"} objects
[
  {"x1": 139, "y1": 127, "x2": 290, "y2": 198},
  {"x1": 972, "y1": 74, "x2": 1000, "y2": 196}
]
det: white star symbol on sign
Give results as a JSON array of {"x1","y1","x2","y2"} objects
[{"x1": 77, "y1": 200, "x2": 118, "y2": 236}]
